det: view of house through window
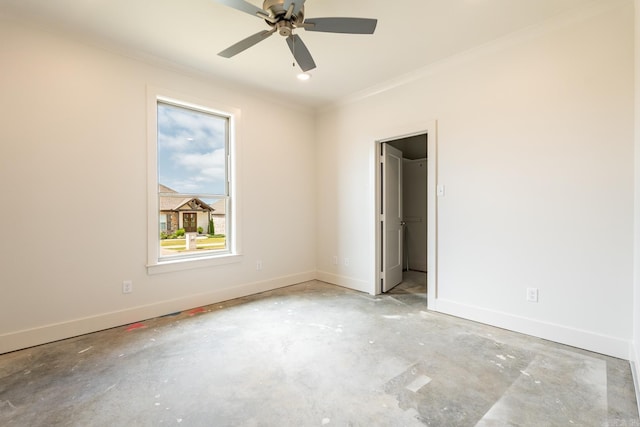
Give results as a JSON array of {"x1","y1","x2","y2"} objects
[{"x1": 157, "y1": 100, "x2": 229, "y2": 259}]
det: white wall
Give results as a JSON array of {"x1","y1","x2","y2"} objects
[
  {"x1": 316, "y1": 1, "x2": 635, "y2": 358},
  {"x1": 0, "y1": 19, "x2": 316, "y2": 353},
  {"x1": 1, "y1": 2, "x2": 636, "y2": 362},
  {"x1": 403, "y1": 159, "x2": 428, "y2": 272}
]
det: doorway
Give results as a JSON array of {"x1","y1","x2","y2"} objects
[
  {"x1": 374, "y1": 124, "x2": 437, "y2": 309},
  {"x1": 381, "y1": 134, "x2": 428, "y2": 294}
]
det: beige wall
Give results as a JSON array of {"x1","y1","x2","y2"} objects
[
  {"x1": 632, "y1": 0, "x2": 640, "y2": 396},
  {"x1": 0, "y1": 0, "x2": 636, "y2": 363},
  {"x1": 316, "y1": 0, "x2": 635, "y2": 357},
  {"x1": 0, "y1": 19, "x2": 317, "y2": 353}
]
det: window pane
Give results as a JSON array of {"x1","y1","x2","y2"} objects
[
  {"x1": 157, "y1": 102, "x2": 227, "y2": 195},
  {"x1": 157, "y1": 100, "x2": 229, "y2": 258}
]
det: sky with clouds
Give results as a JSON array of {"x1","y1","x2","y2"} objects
[{"x1": 157, "y1": 102, "x2": 227, "y2": 196}]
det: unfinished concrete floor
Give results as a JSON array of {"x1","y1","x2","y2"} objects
[{"x1": 1, "y1": 273, "x2": 638, "y2": 426}]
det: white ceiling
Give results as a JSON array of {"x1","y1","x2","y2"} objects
[{"x1": 1, "y1": 0, "x2": 598, "y2": 108}]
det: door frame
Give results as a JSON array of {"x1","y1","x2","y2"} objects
[{"x1": 373, "y1": 121, "x2": 438, "y2": 310}]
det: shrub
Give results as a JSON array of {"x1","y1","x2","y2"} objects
[
  {"x1": 175, "y1": 228, "x2": 185, "y2": 237},
  {"x1": 197, "y1": 226, "x2": 203, "y2": 234},
  {"x1": 208, "y1": 219, "x2": 215, "y2": 235},
  {"x1": 160, "y1": 231, "x2": 170, "y2": 240}
]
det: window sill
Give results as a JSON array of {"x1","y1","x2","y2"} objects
[{"x1": 147, "y1": 253, "x2": 243, "y2": 275}]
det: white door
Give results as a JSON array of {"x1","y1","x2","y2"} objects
[{"x1": 382, "y1": 143, "x2": 403, "y2": 292}]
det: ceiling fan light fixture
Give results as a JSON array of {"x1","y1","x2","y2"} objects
[{"x1": 297, "y1": 72, "x2": 311, "y2": 81}]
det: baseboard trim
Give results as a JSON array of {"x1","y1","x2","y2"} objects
[
  {"x1": 0, "y1": 271, "x2": 315, "y2": 355},
  {"x1": 316, "y1": 270, "x2": 373, "y2": 294},
  {"x1": 408, "y1": 263, "x2": 428, "y2": 273},
  {"x1": 434, "y1": 298, "x2": 630, "y2": 359}
]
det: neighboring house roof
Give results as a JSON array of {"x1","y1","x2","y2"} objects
[
  {"x1": 209, "y1": 199, "x2": 226, "y2": 215},
  {"x1": 159, "y1": 184, "x2": 214, "y2": 212}
]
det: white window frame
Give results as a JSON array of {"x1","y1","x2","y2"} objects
[{"x1": 146, "y1": 86, "x2": 242, "y2": 274}]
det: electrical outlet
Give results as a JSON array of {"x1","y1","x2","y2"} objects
[
  {"x1": 344, "y1": 258, "x2": 350, "y2": 266},
  {"x1": 333, "y1": 256, "x2": 338, "y2": 265},
  {"x1": 122, "y1": 280, "x2": 133, "y2": 294},
  {"x1": 256, "y1": 260, "x2": 262, "y2": 271},
  {"x1": 526, "y1": 287, "x2": 538, "y2": 303}
]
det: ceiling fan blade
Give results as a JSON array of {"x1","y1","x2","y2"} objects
[
  {"x1": 286, "y1": 34, "x2": 316, "y2": 72},
  {"x1": 214, "y1": 0, "x2": 273, "y2": 22},
  {"x1": 218, "y1": 29, "x2": 276, "y2": 58},
  {"x1": 283, "y1": 0, "x2": 306, "y2": 17},
  {"x1": 303, "y1": 17, "x2": 378, "y2": 34}
]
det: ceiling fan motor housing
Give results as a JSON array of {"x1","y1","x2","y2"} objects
[{"x1": 263, "y1": 0, "x2": 305, "y2": 30}]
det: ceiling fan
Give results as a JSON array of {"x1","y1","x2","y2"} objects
[{"x1": 215, "y1": 0, "x2": 378, "y2": 72}]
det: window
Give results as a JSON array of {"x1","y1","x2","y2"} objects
[
  {"x1": 160, "y1": 214, "x2": 168, "y2": 232},
  {"x1": 147, "y1": 89, "x2": 241, "y2": 273}
]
